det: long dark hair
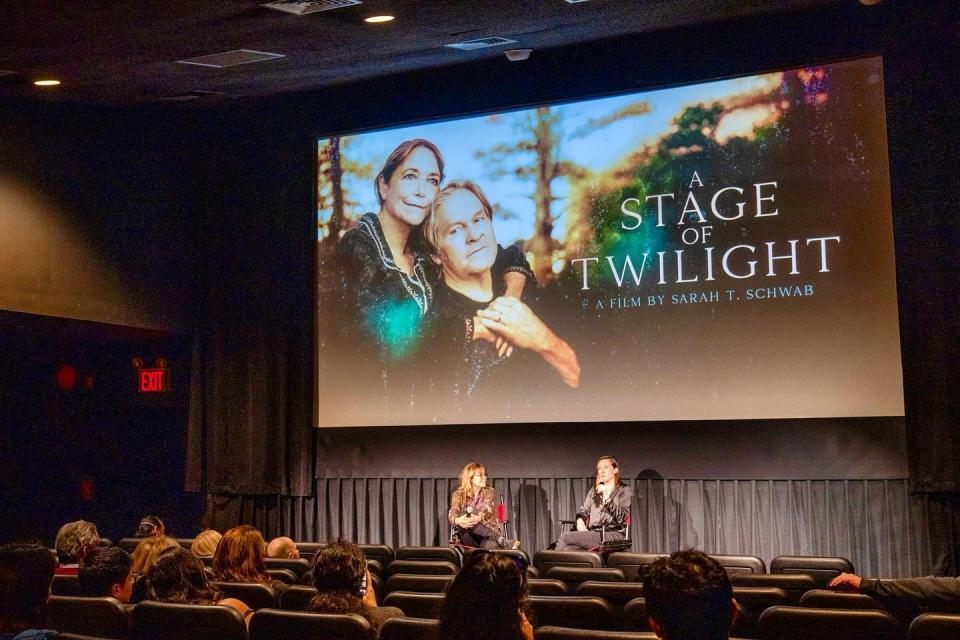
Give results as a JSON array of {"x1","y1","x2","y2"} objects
[
  {"x1": 307, "y1": 540, "x2": 367, "y2": 616},
  {"x1": 147, "y1": 547, "x2": 222, "y2": 605},
  {"x1": 0, "y1": 542, "x2": 57, "y2": 634},
  {"x1": 212, "y1": 525, "x2": 270, "y2": 584},
  {"x1": 439, "y1": 552, "x2": 530, "y2": 640}
]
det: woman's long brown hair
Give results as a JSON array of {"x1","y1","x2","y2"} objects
[{"x1": 212, "y1": 525, "x2": 270, "y2": 584}]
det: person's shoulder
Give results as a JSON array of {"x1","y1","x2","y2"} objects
[
  {"x1": 365, "y1": 604, "x2": 405, "y2": 626},
  {"x1": 337, "y1": 214, "x2": 381, "y2": 258},
  {"x1": 7, "y1": 630, "x2": 57, "y2": 640}
]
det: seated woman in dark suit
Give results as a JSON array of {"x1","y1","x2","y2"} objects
[
  {"x1": 449, "y1": 462, "x2": 519, "y2": 549},
  {"x1": 556, "y1": 455, "x2": 632, "y2": 551}
]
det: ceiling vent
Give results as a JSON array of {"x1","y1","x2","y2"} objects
[
  {"x1": 564, "y1": 0, "x2": 591, "y2": 3},
  {"x1": 176, "y1": 49, "x2": 286, "y2": 68},
  {"x1": 262, "y1": 0, "x2": 362, "y2": 15},
  {"x1": 445, "y1": 36, "x2": 518, "y2": 52}
]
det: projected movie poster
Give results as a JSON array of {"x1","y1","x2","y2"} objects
[{"x1": 315, "y1": 56, "x2": 903, "y2": 428}]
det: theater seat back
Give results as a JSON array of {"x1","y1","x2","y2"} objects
[
  {"x1": 131, "y1": 601, "x2": 247, "y2": 640},
  {"x1": 48, "y1": 596, "x2": 130, "y2": 639},
  {"x1": 248, "y1": 608, "x2": 371, "y2": 640}
]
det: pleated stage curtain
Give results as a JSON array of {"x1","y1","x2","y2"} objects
[{"x1": 204, "y1": 477, "x2": 951, "y2": 577}]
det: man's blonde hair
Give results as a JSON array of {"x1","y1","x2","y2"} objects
[{"x1": 422, "y1": 180, "x2": 493, "y2": 255}]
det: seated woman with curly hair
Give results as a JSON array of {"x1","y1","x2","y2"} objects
[
  {"x1": 439, "y1": 551, "x2": 533, "y2": 640},
  {"x1": 129, "y1": 535, "x2": 180, "y2": 603},
  {"x1": 212, "y1": 525, "x2": 287, "y2": 594},
  {"x1": 308, "y1": 540, "x2": 403, "y2": 636},
  {"x1": 147, "y1": 547, "x2": 253, "y2": 627}
]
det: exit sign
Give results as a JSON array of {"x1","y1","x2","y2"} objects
[{"x1": 139, "y1": 367, "x2": 169, "y2": 393}]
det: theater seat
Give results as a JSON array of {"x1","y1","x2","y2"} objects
[
  {"x1": 386, "y1": 560, "x2": 459, "y2": 577},
  {"x1": 248, "y1": 608, "x2": 371, "y2": 640},
  {"x1": 461, "y1": 547, "x2": 531, "y2": 567},
  {"x1": 709, "y1": 554, "x2": 766, "y2": 575},
  {"x1": 379, "y1": 616, "x2": 441, "y2": 640},
  {"x1": 131, "y1": 601, "x2": 247, "y2": 640},
  {"x1": 545, "y1": 567, "x2": 625, "y2": 587},
  {"x1": 265, "y1": 568, "x2": 297, "y2": 584},
  {"x1": 575, "y1": 581, "x2": 644, "y2": 606},
  {"x1": 48, "y1": 596, "x2": 130, "y2": 639},
  {"x1": 117, "y1": 539, "x2": 140, "y2": 554},
  {"x1": 908, "y1": 612, "x2": 960, "y2": 640},
  {"x1": 264, "y1": 557, "x2": 310, "y2": 577},
  {"x1": 279, "y1": 585, "x2": 317, "y2": 611},
  {"x1": 386, "y1": 573, "x2": 455, "y2": 594},
  {"x1": 730, "y1": 574, "x2": 817, "y2": 604},
  {"x1": 770, "y1": 555, "x2": 854, "y2": 588},
  {"x1": 367, "y1": 559, "x2": 384, "y2": 576},
  {"x1": 621, "y1": 598, "x2": 650, "y2": 632},
  {"x1": 396, "y1": 546, "x2": 461, "y2": 566},
  {"x1": 757, "y1": 605, "x2": 899, "y2": 640},
  {"x1": 535, "y1": 627, "x2": 658, "y2": 640},
  {"x1": 798, "y1": 589, "x2": 880, "y2": 610},
  {"x1": 383, "y1": 592, "x2": 446, "y2": 619},
  {"x1": 52, "y1": 574, "x2": 81, "y2": 596},
  {"x1": 294, "y1": 542, "x2": 325, "y2": 561},
  {"x1": 533, "y1": 551, "x2": 603, "y2": 575},
  {"x1": 175, "y1": 538, "x2": 194, "y2": 550},
  {"x1": 529, "y1": 579, "x2": 570, "y2": 596},
  {"x1": 528, "y1": 596, "x2": 616, "y2": 630},
  {"x1": 731, "y1": 587, "x2": 789, "y2": 638},
  {"x1": 359, "y1": 544, "x2": 395, "y2": 570},
  {"x1": 605, "y1": 552, "x2": 668, "y2": 582},
  {"x1": 211, "y1": 581, "x2": 277, "y2": 609}
]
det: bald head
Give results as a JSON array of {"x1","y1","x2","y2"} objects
[{"x1": 266, "y1": 536, "x2": 299, "y2": 559}]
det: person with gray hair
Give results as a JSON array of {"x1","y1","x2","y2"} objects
[{"x1": 54, "y1": 520, "x2": 100, "y2": 574}]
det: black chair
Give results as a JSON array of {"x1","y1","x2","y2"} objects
[
  {"x1": 535, "y1": 627, "x2": 658, "y2": 640},
  {"x1": 731, "y1": 587, "x2": 789, "y2": 639},
  {"x1": 605, "y1": 552, "x2": 669, "y2": 582},
  {"x1": 396, "y1": 546, "x2": 461, "y2": 566},
  {"x1": 175, "y1": 538, "x2": 194, "y2": 550},
  {"x1": 386, "y1": 559, "x2": 459, "y2": 577},
  {"x1": 379, "y1": 616, "x2": 441, "y2": 640},
  {"x1": 249, "y1": 608, "x2": 372, "y2": 640},
  {"x1": 48, "y1": 596, "x2": 130, "y2": 639},
  {"x1": 295, "y1": 542, "x2": 325, "y2": 560},
  {"x1": 117, "y1": 539, "x2": 140, "y2": 554},
  {"x1": 131, "y1": 601, "x2": 247, "y2": 640},
  {"x1": 575, "y1": 581, "x2": 645, "y2": 606},
  {"x1": 359, "y1": 544, "x2": 395, "y2": 570},
  {"x1": 383, "y1": 592, "x2": 446, "y2": 619},
  {"x1": 908, "y1": 612, "x2": 960, "y2": 640},
  {"x1": 529, "y1": 579, "x2": 570, "y2": 596},
  {"x1": 386, "y1": 573, "x2": 455, "y2": 594},
  {"x1": 211, "y1": 581, "x2": 278, "y2": 609},
  {"x1": 528, "y1": 596, "x2": 616, "y2": 630},
  {"x1": 52, "y1": 574, "x2": 81, "y2": 596},
  {"x1": 710, "y1": 554, "x2": 766, "y2": 576},
  {"x1": 730, "y1": 574, "x2": 817, "y2": 604},
  {"x1": 533, "y1": 551, "x2": 604, "y2": 575},
  {"x1": 757, "y1": 605, "x2": 899, "y2": 640},
  {"x1": 266, "y1": 568, "x2": 297, "y2": 584},
  {"x1": 544, "y1": 567, "x2": 625, "y2": 587},
  {"x1": 279, "y1": 585, "x2": 317, "y2": 611},
  {"x1": 462, "y1": 547, "x2": 531, "y2": 567},
  {"x1": 798, "y1": 589, "x2": 880, "y2": 610},
  {"x1": 367, "y1": 558, "x2": 384, "y2": 576},
  {"x1": 556, "y1": 519, "x2": 631, "y2": 554},
  {"x1": 264, "y1": 557, "x2": 310, "y2": 577},
  {"x1": 370, "y1": 572, "x2": 384, "y2": 602},
  {"x1": 770, "y1": 555, "x2": 854, "y2": 588},
  {"x1": 621, "y1": 598, "x2": 651, "y2": 632}
]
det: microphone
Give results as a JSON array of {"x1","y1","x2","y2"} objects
[{"x1": 466, "y1": 506, "x2": 474, "y2": 515}]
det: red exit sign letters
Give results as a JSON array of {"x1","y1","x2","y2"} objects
[{"x1": 139, "y1": 367, "x2": 169, "y2": 393}]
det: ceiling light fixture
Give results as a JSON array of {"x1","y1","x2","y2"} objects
[
  {"x1": 364, "y1": 14, "x2": 394, "y2": 23},
  {"x1": 33, "y1": 79, "x2": 60, "y2": 86}
]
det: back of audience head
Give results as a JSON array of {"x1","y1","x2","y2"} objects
[
  {"x1": 79, "y1": 547, "x2": 134, "y2": 602},
  {"x1": 266, "y1": 536, "x2": 299, "y2": 560},
  {"x1": 130, "y1": 535, "x2": 179, "y2": 576},
  {"x1": 0, "y1": 542, "x2": 57, "y2": 635},
  {"x1": 439, "y1": 551, "x2": 529, "y2": 640},
  {"x1": 55, "y1": 520, "x2": 100, "y2": 565},
  {"x1": 191, "y1": 529, "x2": 222, "y2": 557},
  {"x1": 642, "y1": 549, "x2": 736, "y2": 640},
  {"x1": 147, "y1": 547, "x2": 221, "y2": 605},
  {"x1": 134, "y1": 515, "x2": 166, "y2": 538},
  {"x1": 212, "y1": 525, "x2": 269, "y2": 583},
  {"x1": 308, "y1": 540, "x2": 367, "y2": 615}
]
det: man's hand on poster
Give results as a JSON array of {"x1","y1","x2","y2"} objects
[{"x1": 477, "y1": 297, "x2": 552, "y2": 353}]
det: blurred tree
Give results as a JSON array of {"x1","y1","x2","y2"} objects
[{"x1": 318, "y1": 137, "x2": 372, "y2": 250}]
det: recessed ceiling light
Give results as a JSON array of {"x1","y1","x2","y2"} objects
[
  {"x1": 34, "y1": 79, "x2": 60, "y2": 87},
  {"x1": 364, "y1": 14, "x2": 394, "y2": 23}
]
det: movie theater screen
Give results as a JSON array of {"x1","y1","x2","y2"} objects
[{"x1": 315, "y1": 56, "x2": 902, "y2": 428}]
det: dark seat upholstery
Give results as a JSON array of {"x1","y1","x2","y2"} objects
[
  {"x1": 383, "y1": 592, "x2": 446, "y2": 619},
  {"x1": 529, "y1": 579, "x2": 570, "y2": 596},
  {"x1": 770, "y1": 555, "x2": 855, "y2": 588},
  {"x1": 175, "y1": 538, "x2": 194, "y2": 549},
  {"x1": 709, "y1": 554, "x2": 766, "y2": 575},
  {"x1": 731, "y1": 587, "x2": 789, "y2": 638},
  {"x1": 294, "y1": 542, "x2": 325, "y2": 560},
  {"x1": 798, "y1": 589, "x2": 880, "y2": 609},
  {"x1": 266, "y1": 568, "x2": 297, "y2": 584},
  {"x1": 386, "y1": 559, "x2": 459, "y2": 577},
  {"x1": 117, "y1": 539, "x2": 140, "y2": 553},
  {"x1": 359, "y1": 544, "x2": 395, "y2": 570},
  {"x1": 604, "y1": 552, "x2": 668, "y2": 582},
  {"x1": 367, "y1": 559, "x2": 384, "y2": 576},
  {"x1": 545, "y1": 567, "x2": 624, "y2": 587},
  {"x1": 48, "y1": 596, "x2": 130, "y2": 639},
  {"x1": 757, "y1": 605, "x2": 899, "y2": 640},
  {"x1": 528, "y1": 596, "x2": 616, "y2": 630},
  {"x1": 379, "y1": 616, "x2": 441, "y2": 640},
  {"x1": 396, "y1": 546, "x2": 461, "y2": 566},
  {"x1": 575, "y1": 581, "x2": 644, "y2": 605},
  {"x1": 57, "y1": 634, "x2": 115, "y2": 640},
  {"x1": 535, "y1": 627, "x2": 659, "y2": 640},
  {"x1": 908, "y1": 612, "x2": 960, "y2": 640},
  {"x1": 264, "y1": 557, "x2": 311, "y2": 577},
  {"x1": 131, "y1": 601, "x2": 247, "y2": 640},
  {"x1": 533, "y1": 551, "x2": 604, "y2": 575},
  {"x1": 730, "y1": 574, "x2": 817, "y2": 604},
  {"x1": 248, "y1": 607, "x2": 372, "y2": 640},
  {"x1": 462, "y1": 547, "x2": 531, "y2": 567},
  {"x1": 386, "y1": 573, "x2": 454, "y2": 594},
  {"x1": 279, "y1": 585, "x2": 317, "y2": 611},
  {"x1": 621, "y1": 598, "x2": 650, "y2": 632},
  {"x1": 52, "y1": 574, "x2": 81, "y2": 596},
  {"x1": 211, "y1": 581, "x2": 277, "y2": 609}
]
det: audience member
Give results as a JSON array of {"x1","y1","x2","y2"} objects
[
  {"x1": 146, "y1": 547, "x2": 253, "y2": 627},
  {"x1": 54, "y1": 520, "x2": 100, "y2": 574},
  {"x1": 190, "y1": 529, "x2": 222, "y2": 558},
  {"x1": 266, "y1": 536, "x2": 299, "y2": 559},
  {"x1": 134, "y1": 515, "x2": 166, "y2": 538},
  {"x1": 129, "y1": 535, "x2": 179, "y2": 603},
  {"x1": 78, "y1": 547, "x2": 134, "y2": 603},
  {"x1": 0, "y1": 542, "x2": 58, "y2": 640},
  {"x1": 308, "y1": 540, "x2": 403, "y2": 636},
  {"x1": 438, "y1": 551, "x2": 532, "y2": 640},
  {"x1": 212, "y1": 525, "x2": 287, "y2": 593},
  {"x1": 642, "y1": 549, "x2": 737, "y2": 640},
  {"x1": 830, "y1": 571, "x2": 960, "y2": 622}
]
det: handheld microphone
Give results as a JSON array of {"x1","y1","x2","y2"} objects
[{"x1": 466, "y1": 506, "x2": 474, "y2": 515}]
